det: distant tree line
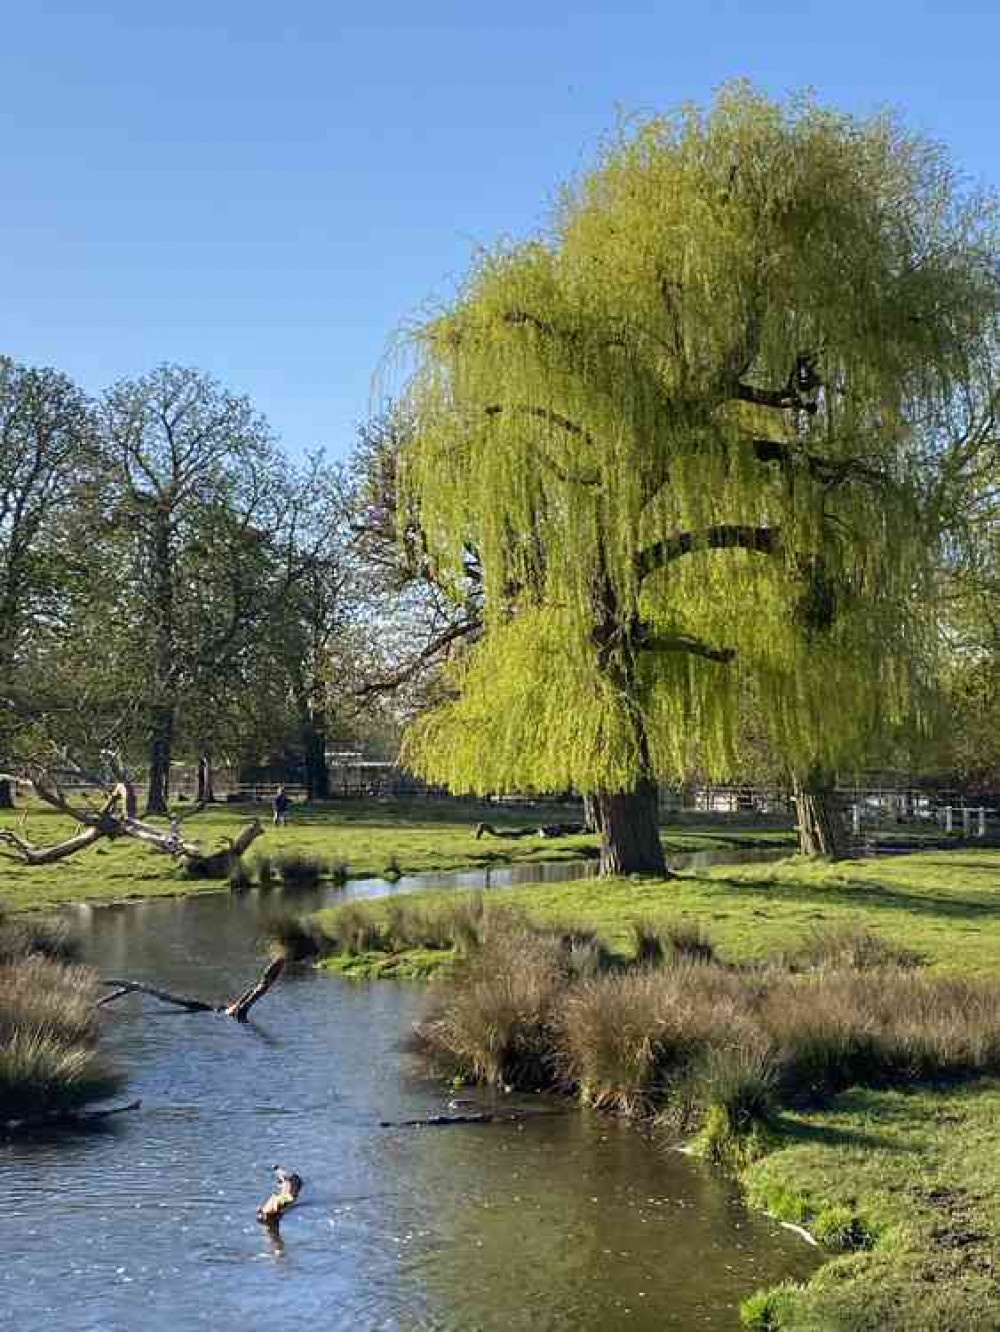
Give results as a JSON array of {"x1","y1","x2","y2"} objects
[{"x1": 0, "y1": 360, "x2": 465, "y2": 813}]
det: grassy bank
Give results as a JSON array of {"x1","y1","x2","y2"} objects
[
  {"x1": 0, "y1": 797, "x2": 795, "y2": 912},
  {"x1": 0, "y1": 913, "x2": 119, "y2": 1121},
  {"x1": 308, "y1": 849, "x2": 1000, "y2": 979},
  {"x1": 298, "y1": 850, "x2": 1000, "y2": 1330}
]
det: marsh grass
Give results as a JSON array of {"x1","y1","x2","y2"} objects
[
  {"x1": 260, "y1": 909, "x2": 323, "y2": 961},
  {"x1": 780, "y1": 921, "x2": 923, "y2": 973},
  {"x1": 401, "y1": 909, "x2": 1000, "y2": 1155},
  {"x1": 275, "y1": 850, "x2": 324, "y2": 891},
  {"x1": 0, "y1": 910, "x2": 80, "y2": 964},
  {"x1": 0, "y1": 939, "x2": 119, "y2": 1119}
]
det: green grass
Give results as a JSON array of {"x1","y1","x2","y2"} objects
[
  {"x1": 0, "y1": 797, "x2": 795, "y2": 912},
  {"x1": 310, "y1": 849, "x2": 1000, "y2": 979},
  {"x1": 740, "y1": 1082, "x2": 1000, "y2": 1330}
]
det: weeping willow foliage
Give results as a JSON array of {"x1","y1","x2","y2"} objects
[{"x1": 398, "y1": 84, "x2": 999, "y2": 796}]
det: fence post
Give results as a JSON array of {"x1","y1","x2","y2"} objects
[
  {"x1": 979, "y1": 808, "x2": 987, "y2": 839},
  {"x1": 944, "y1": 806, "x2": 953, "y2": 835}
]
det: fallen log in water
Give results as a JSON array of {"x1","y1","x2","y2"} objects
[
  {"x1": 2, "y1": 1099, "x2": 142, "y2": 1136},
  {"x1": 379, "y1": 1107, "x2": 574, "y2": 1128},
  {"x1": 380, "y1": 1112, "x2": 495, "y2": 1127},
  {"x1": 99, "y1": 957, "x2": 285, "y2": 1023}
]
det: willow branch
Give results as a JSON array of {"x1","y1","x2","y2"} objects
[
  {"x1": 636, "y1": 524, "x2": 779, "y2": 581},
  {"x1": 639, "y1": 632, "x2": 736, "y2": 663},
  {"x1": 751, "y1": 438, "x2": 888, "y2": 488}
]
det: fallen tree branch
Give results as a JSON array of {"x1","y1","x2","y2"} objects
[
  {"x1": 474, "y1": 821, "x2": 586, "y2": 841},
  {"x1": 2, "y1": 1099, "x2": 142, "y2": 1135},
  {"x1": 0, "y1": 765, "x2": 264, "y2": 878},
  {"x1": 99, "y1": 957, "x2": 285, "y2": 1023}
]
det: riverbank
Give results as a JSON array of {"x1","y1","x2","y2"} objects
[
  {"x1": 0, "y1": 798, "x2": 795, "y2": 912},
  {"x1": 310, "y1": 849, "x2": 1000, "y2": 978},
  {"x1": 304, "y1": 849, "x2": 1000, "y2": 1330}
]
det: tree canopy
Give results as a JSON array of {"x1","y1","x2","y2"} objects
[{"x1": 398, "y1": 86, "x2": 999, "y2": 816}]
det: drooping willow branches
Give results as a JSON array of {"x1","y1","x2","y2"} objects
[{"x1": 397, "y1": 84, "x2": 999, "y2": 800}]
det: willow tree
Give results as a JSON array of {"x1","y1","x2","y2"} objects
[{"x1": 397, "y1": 85, "x2": 998, "y2": 874}]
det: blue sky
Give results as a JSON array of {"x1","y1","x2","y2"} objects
[{"x1": 2, "y1": 1, "x2": 998, "y2": 458}]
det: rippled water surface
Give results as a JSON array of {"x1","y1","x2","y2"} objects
[{"x1": 2, "y1": 874, "x2": 817, "y2": 1331}]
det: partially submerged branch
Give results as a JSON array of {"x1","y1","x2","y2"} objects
[{"x1": 99, "y1": 957, "x2": 285, "y2": 1023}]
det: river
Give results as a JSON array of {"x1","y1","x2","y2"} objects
[{"x1": 1, "y1": 858, "x2": 817, "y2": 1330}]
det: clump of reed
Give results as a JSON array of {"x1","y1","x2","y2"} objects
[
  {"x1": 274, "y1": 850, "x2": 324, "y2": 891},
  {"x1": 414, "y1": 913, "x2": 1000, "y2": 1157},
  {"x1": 629, "y1": 917, "x2": 716, "y2": 967},
  {"x1": 329, "y1": 858, "x2": 349, "y2": 887},
  {"x1": 416, "y1": 918, "x2": 568, "y2": 1086},
  {"x1": 260, "y1": 909, "x2": 323, "y2": 962},
  {"x1": 779, "y1": 921, "x2": 922, "y2": 973},
  {"x1": 0, "y1": 911, "x2": 80, "y2": 965},
  {"x1": 0, "y1": 931, "x2": 119, "y2": 1120}
]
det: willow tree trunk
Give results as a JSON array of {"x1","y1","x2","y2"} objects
[
  {"x1": 595, "y1": 778, "x2": 665, "y2": 876},
  {"x1": 582, "y1": 793, "x2": 600, "y2": 833},
  {"x1": 145, "y1": 705, "x2": 174, "y2": 816},
  {"x1": 794, "y1": 775, "x2": 850, "y2": 859},
  {"x1": 302, "y1": 714, "x2": 330, "y2": 801}
]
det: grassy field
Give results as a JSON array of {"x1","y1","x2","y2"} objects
[
  {"x1": 306, "y1": 849, "x2": 1000, "y2": 1330},
  {"x1": 312, "y1": 849, "x2": 1000, "y2": 979},
  {"x1": 0, "y1": 797, "x2": 796, "y2": 912}
]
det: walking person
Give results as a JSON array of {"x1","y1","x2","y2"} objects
[{"x1": 272, "y1": 785, "x2": 290, "y2": 827}]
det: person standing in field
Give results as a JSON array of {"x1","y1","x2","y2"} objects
[{"x1": 272, "y1": 785, "x2": 289, "y2": 827}]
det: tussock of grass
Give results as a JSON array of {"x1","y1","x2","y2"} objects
[
  {"x1": 779, "y1": 920, "x2": 922, "y2": 973},
  {"x1": 0, "y1": 932, "x2": 119, "y2": 1119},
  {"x1": 401, "y1": 911, "x2": 1000, "y2": 1166},
  {"x1": 260, "y1": 910, "x2": 323, "y2": 961},
  {"x1": 0, "y1": 910, "x2": 80, "y2": 964},
  {"x1": 274, "y1": 850, "x2": 324, "y2": 890}
]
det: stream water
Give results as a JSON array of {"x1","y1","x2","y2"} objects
[{"x1": 2, "y1": 853, "x2": 817, "y2": 1331}]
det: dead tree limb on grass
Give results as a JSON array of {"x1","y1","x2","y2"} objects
[{"x1": 0, "y1": 765, "x2": 263, "y2": 878}]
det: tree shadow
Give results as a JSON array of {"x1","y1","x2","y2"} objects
[{"x1": 703, "y1": 873, "x2": 1000, "y2": 925}]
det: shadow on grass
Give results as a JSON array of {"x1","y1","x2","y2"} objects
[{"x1": 703, "y1": 873, "x2": 1000, "y2": 925}]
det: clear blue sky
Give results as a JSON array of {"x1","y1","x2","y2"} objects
[{"x1": 3, "y1": 1, "x2": 998, "y2": 458}]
